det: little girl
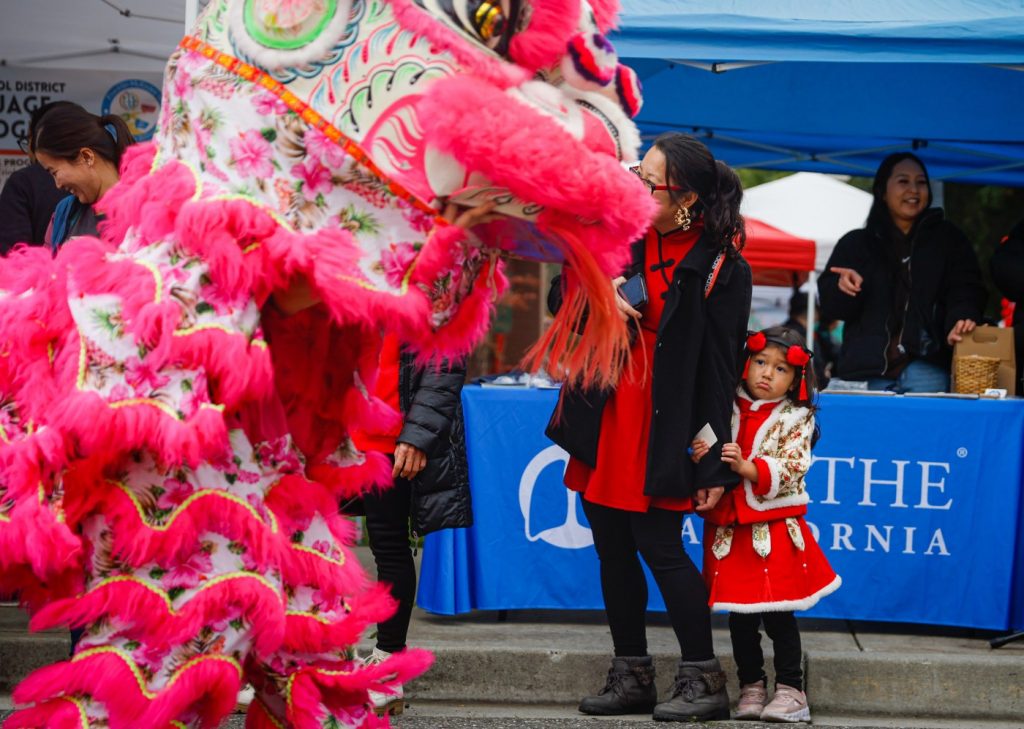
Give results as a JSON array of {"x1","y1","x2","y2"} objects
[{"x1": 691, "y1": 325, "x2": 840, "y2": 723}]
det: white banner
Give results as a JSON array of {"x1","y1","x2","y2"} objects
[{"x1": 0, "y1": 66, "x2": 164, "y2": 188}]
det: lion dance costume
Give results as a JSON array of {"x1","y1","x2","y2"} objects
[{"x1": 0, "y1": 1, "x2": 653, "y2": 726}]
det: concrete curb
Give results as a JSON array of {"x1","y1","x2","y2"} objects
[
  {"x1": 807, "y1": 650, "x2": 1024, "y2": 721},
  {"x1": 407, "y1": 645, "x2": 1024, "y2": 722},
  {"x1": 0, "y1": 631, "x2": 70, "y2": 691},
  {"x1": 2, "y1": 591, "x2": 1022, "y2": 726},
  {"x1": 0, "y1": 634, "x2": 1021, "y2": 723}
]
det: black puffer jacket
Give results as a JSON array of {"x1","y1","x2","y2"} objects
[
  {"x1": 819, "y1": 209, "x2": 985, "y2": 380},
  {"x1": 397, "y1": 352, "x2": 471, "y2": 536}
]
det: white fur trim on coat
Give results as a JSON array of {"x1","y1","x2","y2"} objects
[
  {"x1": 733, "y1": 387, "x2": 813, "y2": 513},
  {"x1": 712, "y1": 575, "x2": 842, "y2": 614}
]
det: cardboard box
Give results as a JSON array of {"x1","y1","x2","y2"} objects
[{"x1": 953, "y1": 326, "x2": 1017, "y2": 395}]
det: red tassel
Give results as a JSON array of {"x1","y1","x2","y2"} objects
[
  {"x1": 742, "y1": 357, "x2": 750, "y2": 379},
  {"x1": 799, "y1": 366, "x2": 809, "y2": 400}
]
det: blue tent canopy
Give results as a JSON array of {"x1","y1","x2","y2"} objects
[{"x1": 612, "y1": 1, "x2": 1024, "y2": 186}]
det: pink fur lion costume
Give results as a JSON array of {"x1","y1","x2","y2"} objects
[{"x1": 0, "y1": 0, "x2": 652, "y2": 726}]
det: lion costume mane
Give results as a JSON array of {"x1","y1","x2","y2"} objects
[{"x1": 0, "y1": 1, "x2": 652, "y2": 726}]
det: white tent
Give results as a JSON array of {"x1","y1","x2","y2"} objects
[
  {"x1": 0, "y1": 0, "x2": 200, "y2": 72},
  {"x1": 740, "y1": 172, "x2": 872, "y2": 349},
  {"x1": 741, "y1": 172, "x2": 873, "y2": 273}
]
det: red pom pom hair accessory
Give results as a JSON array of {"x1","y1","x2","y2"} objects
[
  {"x1": 785, "y1": 344, "x2": 813, "y2": 399},
  {"x1": 742, "y1": 331, "x2": 766, "y2": 378}
]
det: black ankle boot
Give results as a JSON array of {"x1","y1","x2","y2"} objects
[
  {"x1": 578, "y1": 655, "x2": 658, "y2": 715},
  {"x1": 652, "y1": 657, "x2": 730, "y2": 722}
]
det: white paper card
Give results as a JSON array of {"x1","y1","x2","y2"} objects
[{"x1": 694, "y1": 422, "x2": 718, "y2": 448}]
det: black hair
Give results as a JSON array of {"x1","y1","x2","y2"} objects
[
  {"x1": 788, "y1": 289, "x2": 809, "y2": 319},
  {"x1": 33, "y1": 105, "x2": 136, "y2": 168},
  {"x1": 26, "y1": 101, "x2": 87, "y2": 154},
  {"x1": 748, "y1": 325, "x2": 820, "y2": 445},
  {"x1": 652, "y1": 132, "x2": 746, "y2": 254},
  {"x1": 865, "y1": 152, "x2": 932, "y2": 235}
]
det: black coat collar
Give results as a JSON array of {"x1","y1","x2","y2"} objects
[{"x1": 631, "y1": 227, "x2": 724, "y2": 281}]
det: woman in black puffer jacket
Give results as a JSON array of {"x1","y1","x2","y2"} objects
[
  {"x1": 355, "y1": 338, "x2": 470, "y2": 713},
  {"x1": 818, "y1": 153, "x2": 986, "y2": 392}
]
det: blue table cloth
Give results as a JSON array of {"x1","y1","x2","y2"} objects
[{"x1": 419, "y1": 388, "x2": 1024, "y2": 630}]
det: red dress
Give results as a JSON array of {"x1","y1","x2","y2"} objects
[
  {"x1": 563, "y1": 226, "x2": 699, "y2": 512},
  {"x1": 702, "y1": 396, "x2": 840, "y2": 612}
]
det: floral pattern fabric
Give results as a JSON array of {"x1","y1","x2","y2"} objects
[{"x1": 158, "y1": 46, "x2": 485, "y2": 331}]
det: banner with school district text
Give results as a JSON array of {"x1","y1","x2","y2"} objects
[{"x1": 0, "y1": 67, "x2": 163, "y2": 188}]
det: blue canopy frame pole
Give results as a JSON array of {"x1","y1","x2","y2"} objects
[{"x1": 614, "y1": 2, "x2": 1024, "y2": 186}]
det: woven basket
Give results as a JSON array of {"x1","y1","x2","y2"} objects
[{"x1": 954, "y1": 354, "x2": 1000, "y2": 394}]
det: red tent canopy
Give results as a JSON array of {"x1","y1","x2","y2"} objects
[{"x1": 741, "y1": 217, "x2": 816, "y2": 287}]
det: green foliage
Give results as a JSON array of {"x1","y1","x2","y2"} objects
[
  {"x1": 736, "y1": 169, "x2": 791, "y2": 190},
  {"x1": 944, "y1": 183, "x2": 1024, "y2": 320}
]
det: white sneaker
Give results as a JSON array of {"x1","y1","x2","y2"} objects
[
  {"x1": 364, "y1": 647, "x2": 404, "y2": 715},
  {"x1": 235, "y1": 684, "x2": 255, "y2": 713}
]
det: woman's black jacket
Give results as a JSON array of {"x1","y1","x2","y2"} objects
[
  {"x1": 818, "y1": 209, "x2": 985, "y2": 380},
  {"x1": 397, "y1": 352, "x2": 472, "y2": 535},
  {"x1": 545, "y1": 230, "x2": 752, "y2": 499}
]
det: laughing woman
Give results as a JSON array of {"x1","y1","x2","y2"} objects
[
  {"x1": 818, "y1": 153, "x2": 986, "y2": 392},
  {"x1": 31, "y1": 104, "x2": 136, "y2": 252}
]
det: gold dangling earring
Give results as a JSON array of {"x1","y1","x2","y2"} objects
[{"x1": 675, "y1": 205, "x2": 692, "y2": 230}]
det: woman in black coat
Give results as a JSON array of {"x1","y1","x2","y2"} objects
[
  {"x1": 818, "y1": 153, "x2": 985, "y2": 392},
  {"x1": 547, "y1": 133, "x2": 752, "y2": 722}
]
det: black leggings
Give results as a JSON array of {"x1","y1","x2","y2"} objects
[
  {"x1": 729, "y1": 611, "x2": 803, "y2": 691},
  {"x1": 363, "y1": 476, "x2": 416, "y2": 654},
  {"x1": 582, "y1": 499, "x2": 715, "y2": 661}
]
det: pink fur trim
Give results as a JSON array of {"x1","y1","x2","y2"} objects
[
  {"x1": 278, "y1": 540, "x2": 371, "y2": 603},
  {"x1": 30, "y1": 573, "x2": 286, "y2": 657},
  {"x1": 508, "y1": 0, "x2": 581, "y2": 71},
  {"x1": 44, "y1": 376, "x2": 231, "y2": 469},
  {"x1": 172, "y1": 196, "x2": 281, "y2": 300},
  {"x1": 588, "y1": 0, "x2": 622, "y2": 33},
  {"x1": 97, "y1": 142, "x2": 195, "y2": 247},
  {"x1": 3, "y1": 699, "x2": 86, "y2": 729},
  {"x1": 388, "y1": 0, "x2": 527, "y2": 88},
  {"x1": 0, "y1": 499, "x2": 83, "y2": 607},
  {"x1": 0, "y1": 427, "x2": 69, "y2": 502},
  {"x1": 283, "y1": 581, "x2": 396, "y2": 654},
  {"x1": 418, "y1": 74, "x2": 653, "y2": 243},
  {"x1": 263, "y1": 477, "x2": 377, "y2": 599},
  {"x1": 63, "y1": 478, "x2": 279, "y2": 571},
  {"x1": 614, "y1": 63, "x2": 643, "y2": 118},
  {"x1": 245, "y1": 700, "x2": 291, "y2": 729},
  {"x1": 407, "y1": 258, "x2": 506, "y2": 364},
  {"x1": 305, "y1": 451, "x2": 393, "y2": 501},
  {"x1": 285, "y1": 650, "x2": 433, "y2": 729},
  {"x1": 13, "y1": 648, "x2": 242, "y2": 728},
  {"x1": 261, "y1": 226, "x2": 449, "y2": 351}
]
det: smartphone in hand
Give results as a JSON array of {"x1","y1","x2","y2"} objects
[{"x1": 618, "y1": 273, "x2": 649, "y2": 309}]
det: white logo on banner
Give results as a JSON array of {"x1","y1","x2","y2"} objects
[{"x1": 519, "y1": 445, "x2": 593, "y2": 549}]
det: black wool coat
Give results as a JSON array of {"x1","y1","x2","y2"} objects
[
  {"x1": 546, "y1": 230, "x2": 753, "y2": 499},
  {"x1": 397, "y1": 352, "x2": 472, "y2": 535},
  {"x1": 818, "y1": 209, "x2": 985, "y2": 380}
]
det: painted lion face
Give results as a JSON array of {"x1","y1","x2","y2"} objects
[{"x1": 184, "y1": 0, "x2": 651, "y2": 264}]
